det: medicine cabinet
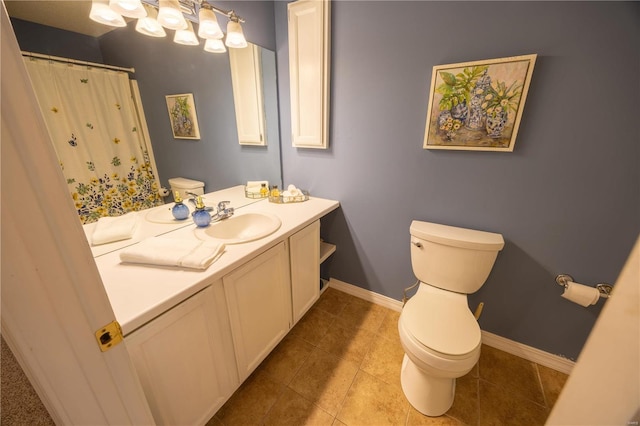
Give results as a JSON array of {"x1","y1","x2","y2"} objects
[{"x1": 288, "y1": 0, "x2": 331, "y2": 149}]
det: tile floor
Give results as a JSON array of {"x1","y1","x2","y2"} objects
[{"x1": 210, "y1": 287, "x2": 569, "y2": 426}]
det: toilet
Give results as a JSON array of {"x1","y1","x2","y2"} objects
[
  {"x1": 398, "y1": 220, "x2": 504, "y2": 416},
  {"x1": 168, "y1": 177, "x2": 205, "y2": 201}
]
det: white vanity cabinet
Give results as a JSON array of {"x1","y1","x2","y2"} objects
[
  {"x1": 290, "y1": 220, "x2": 320, "y2": 323},
  {"x1": 223, "y1": 241, "x2": 292, "y2": 381},
  {"x1": 125, "y1": 283, "x2": 238, "y2": 425},
  {"x1": 288, "y1": 0, "x2": 331, "y2": 149}
]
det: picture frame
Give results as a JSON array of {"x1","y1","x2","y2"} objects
[
  {"x1": 423, "y1": 54, "x2": 536, "y2": 152},
  {"x1": 165, "y1": 93, "x2": 200, "y2": 140}
]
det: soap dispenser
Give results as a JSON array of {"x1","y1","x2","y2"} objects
[
  {"x1": 171, "y1": 190, "x2": 190, "y2": 220},
  {"x1": 192, "y1": 196, "x2": 212, "y2": 227}
]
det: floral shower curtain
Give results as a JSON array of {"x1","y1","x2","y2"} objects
[{"x1": 24, "y1": 57, "x2": 163, "y2": 224}]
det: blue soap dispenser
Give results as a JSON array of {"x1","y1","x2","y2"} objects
[
  {"x1": 171, "y1": 190, "x2": 190, "y2": 220},
  {"x1": 192, "y1": 196, "x2": 212, "y2": 227}
]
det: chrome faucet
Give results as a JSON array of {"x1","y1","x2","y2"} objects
[{"x1": 212, "y1": 201, "x2": 234, "y2": 221}]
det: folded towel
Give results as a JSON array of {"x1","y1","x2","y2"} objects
[
  {"x1": 92, "y1": 212, "x2": 139, "y2": 246},
  {"x1": 119, "y1": 237, "x2": 225, "y2": 270}
]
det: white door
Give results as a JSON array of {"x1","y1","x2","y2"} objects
[
  {"x1": 290, "y1": 220, "x2": 320, "y2": 323},
  {"x1": 0, "y1": 4, "x2": 154, "y2": 424},
  {"x1": 547, "y1": 236, "x2": 639, "y2": 425}
]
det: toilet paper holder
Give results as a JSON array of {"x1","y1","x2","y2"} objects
[{"x1": 555, "y1": 274, "x2": 613, "y2": 298}]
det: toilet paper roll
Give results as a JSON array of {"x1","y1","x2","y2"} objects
[{"x1": 561, "y1": 281, "x2": 601, "y2": 307}]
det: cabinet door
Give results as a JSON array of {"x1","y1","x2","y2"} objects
[
  {"x1": 288, "y1": 0, "x2": 330, "y2": 149},
  {"x1": 229, "y1": 43, "x2": 266, "y2": 145},
  {"x1": 223, "y1": 242, "x2": 292, "y2": 381},
  {"x1": 125, "y1": 284, "x2": 237, "y2": 425},
  {"x1": 290, "y1": 220, "x2": 320, "y2": 324}
]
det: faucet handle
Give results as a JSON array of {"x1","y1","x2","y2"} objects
[{"x1": 217, "y1": 201, "x2": 230, "y2": 211}]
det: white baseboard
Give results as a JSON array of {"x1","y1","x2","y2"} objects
[{"x1": 327, "y1": 278, "x2": 574, "y2": 375}]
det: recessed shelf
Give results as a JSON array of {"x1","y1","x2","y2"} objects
[{"x1": 320, "y1": 241, "x2": 336, "y2": 264}]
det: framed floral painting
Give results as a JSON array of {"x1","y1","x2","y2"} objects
[
  {"x1": 423, "y1": 54, "x2": 536, "y2": 152},
  {"x1": 166, "y1": 93, "x2": 200, "y2": 140}
]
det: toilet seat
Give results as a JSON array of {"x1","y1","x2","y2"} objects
[{"x1": 402, "y1": 284, "x2": 481, "y2": 357}]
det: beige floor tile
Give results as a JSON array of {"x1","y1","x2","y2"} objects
[
  {"x1": 215, "y1": 370, "x2": 284, "y2": 425},
  {"x1": 337, "y1": 370, "x2": 409, "y2": 426},
  {"x1": 377, "y1": 309, "x2": 402, "y2": 344},
  {"x1": 537, "y1": 364, "x2": 569, "y2": 408},
  {"x1": 335, "y1": 297, "x2": 389, "y2": 333},
  {"x1": 290, "y1": 306, "x2": 337, "y2": 346},
  {"x1": 263, "y1": 387, "x2": 335, "y2": 426},
  {"x1": 332, "y1": 419, "x2": 348, "y2": 426},
  {"x1": 447, "y1": 373, "x2": 479, "y2": 425},
  {"x1": 315, "y1": 287, "x2": 353, "y2": 316},
  {"x1": 289, "y1": 348, "x2": 359, "y2": 416},
  {"x1": 318, "y1": 322, "x2": 376, "y2": 365},
  {"x1": 360, "y1": 335, "x2": 405, "y2": 389},
  {"x1": 479, "y1": 345, "x2": 545, "y2": 405},
  {"x1": 259, "y1": 334, "x2": 316, "y2": 385},
  {"x1": 406, "y1": 406, "x2": 464, "y2": 425},
  {"x1": 479, "y1": 380, "x2": 548, "y2": 426}
]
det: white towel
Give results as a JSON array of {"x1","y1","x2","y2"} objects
[
  {"x1": 92, "y1": 212, "x2": 139, "y2": 246},
  {"x1": 119, "y1": 237, "x2": 225, "y2": 270}
]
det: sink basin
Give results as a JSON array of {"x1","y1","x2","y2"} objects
[{"x1": 194, "y1": 212, "x2": 281, "y2": 244}]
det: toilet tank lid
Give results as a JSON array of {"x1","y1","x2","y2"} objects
[
  {"x1": 410, "y1": 221, "x2": 504, "y2": 251},
  {"x1": 168, "y1": 177, "x2": 204, "y2": 188}
]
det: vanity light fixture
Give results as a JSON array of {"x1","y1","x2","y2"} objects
[
  {"x1": 135, "y1": 4, "x2": 166, "y2": 37},
  {"x1": 174, "y1": 20, "x2": 199, "y2": 45},
  {"x1": 89, "y1": 0, "x2": 127, "y2": 27},
  {"x1": 91, "y1": 0, "x2": 248, "y2": 53}
]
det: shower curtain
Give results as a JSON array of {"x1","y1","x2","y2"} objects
[{"x1": 24, "y1": 57, "x2": 163, "y2": 224}]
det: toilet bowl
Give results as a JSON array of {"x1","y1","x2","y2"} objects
[{"x1": 399, "y1": 220, "x2": 504, "y2": 416}]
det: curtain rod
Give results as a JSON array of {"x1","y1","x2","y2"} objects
[{"x1": 21, "y1": 51, "x2": 135, "y2": 74}]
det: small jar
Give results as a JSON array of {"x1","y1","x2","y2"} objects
[
  {"x1": 192, "y1": 196, "x2": 211, "y2": 227},
  {"x1": 171, "y1": 191, "x2": 189, "y2": 220},
  {"x1": 260, "y1": 183, "x2": 269, "y2": 197},
  {"x1": 270, "y1": 185, "x2": 280, "y2": 198}
]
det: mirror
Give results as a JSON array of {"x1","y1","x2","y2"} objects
[{"x1": 6, "y1": 1, "x2": 282, "y2": 256}]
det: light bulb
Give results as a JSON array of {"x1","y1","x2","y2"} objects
[
  {"x1": 135, "y1": 4, "x2": 166, "y2": 37},
  {"x1": 225, "y1": 20, "x2": 247, "y2": 48},
  {"x1": 204, "y1": 38, "x2": 226, "y2": 53},
  {"x1": 109, "y1": 0, "x2": 146, "y2": 18},
  {"x1": 157, "y1": 0, "x2": 187, "y2": 30},
  {"x1": 90, "y1": 0, "x2": 126, "y2": 27},
  {"x1": 198, "y1": 7, "x2": 223, "y2": 40},
  {"x1": 174, "y1": 20, "x2": 199, "y2": 46}
]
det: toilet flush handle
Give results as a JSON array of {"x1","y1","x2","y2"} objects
[{"x1": 411, "y1": 240, "x2": 423, "y2": 248}]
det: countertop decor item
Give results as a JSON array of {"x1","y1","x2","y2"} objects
[{"x1": 423, "y1": 54, "x2": 536, "y2": 152}]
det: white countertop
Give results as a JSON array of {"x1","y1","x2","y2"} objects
[
  {"x1": 84, "y1": 185, "x2": 265, "y2": 257},
  {"x1": 93, "y1": 191, "x2": 339, "y2": 335}
]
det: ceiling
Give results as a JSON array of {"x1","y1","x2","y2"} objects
[{"x1": 5, "y1": 1, "x2": 122, "y2": 37}]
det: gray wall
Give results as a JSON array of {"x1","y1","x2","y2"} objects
[{"x1": 276, "y1": 1, "x2": 640, "y2": 360}]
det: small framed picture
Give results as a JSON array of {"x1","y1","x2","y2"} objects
[
  {"x1": 423, "y1": 54, "x2": 536, "y2": 152},
  {"x1": 165, "y1": 93, "x2": 200, "y2": 140}
]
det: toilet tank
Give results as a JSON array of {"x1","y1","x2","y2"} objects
[
  {"x1": 168, "y1": 177, "x2": 204, "y2": 201},
  {"x1": 410, "y1": 221, "x2": 504, "y2": 294}
]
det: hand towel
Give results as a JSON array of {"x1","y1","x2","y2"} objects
[
  {"x1": 119, "y1": 237, "x2": 225, "y2": 270},
  {"x1": 92, "y1": 212, "x2": 139, "y2": 246}
]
